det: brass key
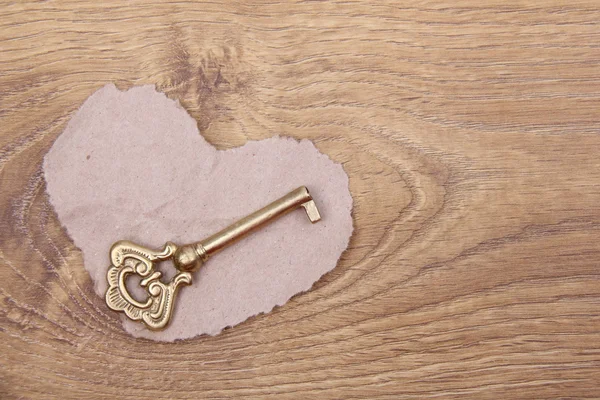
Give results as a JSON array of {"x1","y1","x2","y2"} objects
[{"x1": 105, "y1": 186, "x2": 321, "y2": 330}]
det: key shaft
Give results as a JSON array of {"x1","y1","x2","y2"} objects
[{"x1": 173, "y1": 186, "x2": 321, "y2": 272}]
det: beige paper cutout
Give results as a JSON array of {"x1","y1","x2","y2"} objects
[{"x1": 44, "y1": 84, "x2": 353, "y2": 341}]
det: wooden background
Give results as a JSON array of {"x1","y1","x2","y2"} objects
[{"x1": 1, "y1": 1, "x2": 599, "y2": 398}]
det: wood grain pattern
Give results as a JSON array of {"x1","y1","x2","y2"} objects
[{"x1": 1, "y1": 1, "x2": 600, "y2": 398}]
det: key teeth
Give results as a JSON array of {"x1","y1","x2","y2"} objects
[{"x1": 302, "y1": 200, "x2": 322, "y2": 223}]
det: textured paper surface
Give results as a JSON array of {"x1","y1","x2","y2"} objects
[{"x1": 43, "y1": 84, "x2": 353, "y2": 341}]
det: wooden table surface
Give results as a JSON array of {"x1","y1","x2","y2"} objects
[{"x1": 1, "y1": 1, "x2": 599, "y2": 398}]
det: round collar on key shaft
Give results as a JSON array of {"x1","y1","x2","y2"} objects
[{"x1": 173, "y1": 243, "x2": 208, "y2": 273}]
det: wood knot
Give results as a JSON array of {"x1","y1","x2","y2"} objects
[{"x1": 158, "y1": 35, "x2": 254, "y2": 134}]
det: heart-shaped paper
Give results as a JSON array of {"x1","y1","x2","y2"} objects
[{"x1": 43, "y1": 84, "x2": 353, "y2": 341}]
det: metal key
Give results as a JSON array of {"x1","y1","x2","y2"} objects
[{"x1": 105, "y1": 186, "x2": 321, "y2": 330}]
